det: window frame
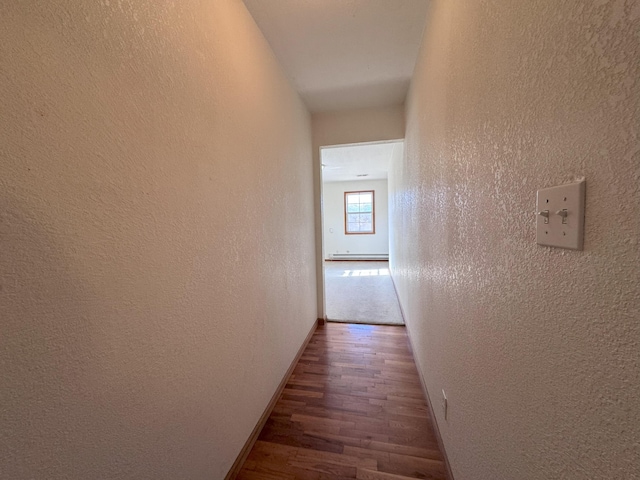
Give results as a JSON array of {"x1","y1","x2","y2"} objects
[{"x1": 344, "y1": 190, "x2": 375, "y2": 235}]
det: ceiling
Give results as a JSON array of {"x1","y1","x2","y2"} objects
[
  {"x1": 321, "y1": 141, "x2": 402, "y2": 183},
  {"x1": 242, "y1": 0, "x2": 429, "y2": 113}
]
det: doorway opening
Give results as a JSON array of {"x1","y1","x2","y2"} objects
[{"x1": 320, "y1": 140, "x2": 404, "y2": 325}]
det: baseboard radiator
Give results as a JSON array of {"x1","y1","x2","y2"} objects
[{"x1": 326, "y1": 253, "x2": 389, "y2": 261}]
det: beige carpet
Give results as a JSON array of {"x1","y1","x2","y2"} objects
[{"x1": 324, "y1": 261, "x2": 404, "y2": 325}]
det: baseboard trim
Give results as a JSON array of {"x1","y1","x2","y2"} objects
[
  {"x1": 389, "y1": 273, "x2": 407, "y2": 325},
  {"x1": 391, "y1": 274, "x2": 455, "y2": 480},
  {"x1": 324, "y1": 258, "x2": 389, "y2": 262},
  {"x1": 224, "y1": 318, "x2": 319, "y2": 480},
  {"x1": 404, "y1": 322, "x2": 455, "y2": 480}
]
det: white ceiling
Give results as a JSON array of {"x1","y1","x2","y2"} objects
[
  {"x1": 243, "y1": 0, "x2": 429, "y2": 113},
  {"x1": 321, "y1": 141, "x2": 402, "y2": 183}
]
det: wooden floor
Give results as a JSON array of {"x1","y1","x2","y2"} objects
[{"x1": 236, "y1": 322, "x2": 449, "y2": 480}]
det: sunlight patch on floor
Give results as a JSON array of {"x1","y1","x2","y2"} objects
[{"x1": 341, "y1": 268, "x2": 390, "y2": 277}]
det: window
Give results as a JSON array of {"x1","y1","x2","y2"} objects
[{"x1": 345, "y1": 190, "x2": 375, "y2": 234}]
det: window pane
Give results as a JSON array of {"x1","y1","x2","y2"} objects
[{"x1": 345, "y1": 191, "x2": 374, "y2": 234}]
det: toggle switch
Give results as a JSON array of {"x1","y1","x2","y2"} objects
[
  {"x1": 538, "y1": 210, "x2": 550, "y2": 224},
  {"x1": 556, "y1": 209, "x2": 568, "y2": 224}
]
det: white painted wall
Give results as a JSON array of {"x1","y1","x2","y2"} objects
[
  {"x1": 390, "y1": 2, "x2": 640, "y2": 480},
  {"x1": 388, "y1": 142, "x2": 404, "y2": 269},
  {"x1": 0, "y1": 1, "x2": 316, "y2": 479},
  {"x1": 311, "y1": 105, "x2": 405, "y2": 316},
  {"x1": 322, "y1": 179, "x2": 389, "y2": 258}
]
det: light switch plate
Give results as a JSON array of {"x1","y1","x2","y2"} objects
[{"x1": 536, "y1": 179, "x2": 585, "y2": 250}]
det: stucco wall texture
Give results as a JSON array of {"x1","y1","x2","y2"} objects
[
  {"x1": 390, "y1": 1, "x2": 639, "y2": 479},
  {"x1": 0, "y1": 1, "x2": 316, "y2": 478}
]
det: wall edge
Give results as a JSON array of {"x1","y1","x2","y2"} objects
[{"x1": 225, "y1": 318, "x2": 320, "y2": 479}]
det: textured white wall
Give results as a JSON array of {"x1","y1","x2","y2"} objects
[
  {"x1": 322, "y1": 179, "x2": 389, "y2": 258},
  {"x1": 312, "y1": 105, "x2": 404, "y2": 317},
  {"x1": 0, "y1": 1, "x2": 316, "y2": 478},
  {"x1": 390, "y1": 1, "x2": 640, "y2": 479}
]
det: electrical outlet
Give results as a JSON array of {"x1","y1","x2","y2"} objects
[{"x1": 442, "y1": 389, "x2": 448, "y2": 421}]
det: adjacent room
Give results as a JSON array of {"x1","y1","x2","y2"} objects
[{"x1": 321, "y1": 141, "x2": 404, "y2": 325}]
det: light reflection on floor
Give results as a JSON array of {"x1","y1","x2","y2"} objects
[
  {"x1": 346, "y1": 323, "x2": 375, "y2": 332},
  {"x1": 340, "y1": 268, "x2": 390, "y2": 277}
]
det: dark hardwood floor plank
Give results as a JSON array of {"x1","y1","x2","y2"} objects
[
  {"x1": 355, "y1": 468, "x2": 421, "y2": 480},
  {"x1": 235, "y1": 323, "x2": 449, "y2": 480}
]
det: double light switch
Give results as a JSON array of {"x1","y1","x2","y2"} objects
[{"x1": 536, "y1": 179, "x2": 586, "y2": 250}]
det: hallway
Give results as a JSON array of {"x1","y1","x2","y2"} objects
[
  {"x1": 2, "y1": 1, "x2": 638, "y2": 479},
  {"x1": 324, "y1": 262, "x2": 404, "y2": 325},
  {"x1": 237, "y1": 323, "x2": 448, "y2": 480}
]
